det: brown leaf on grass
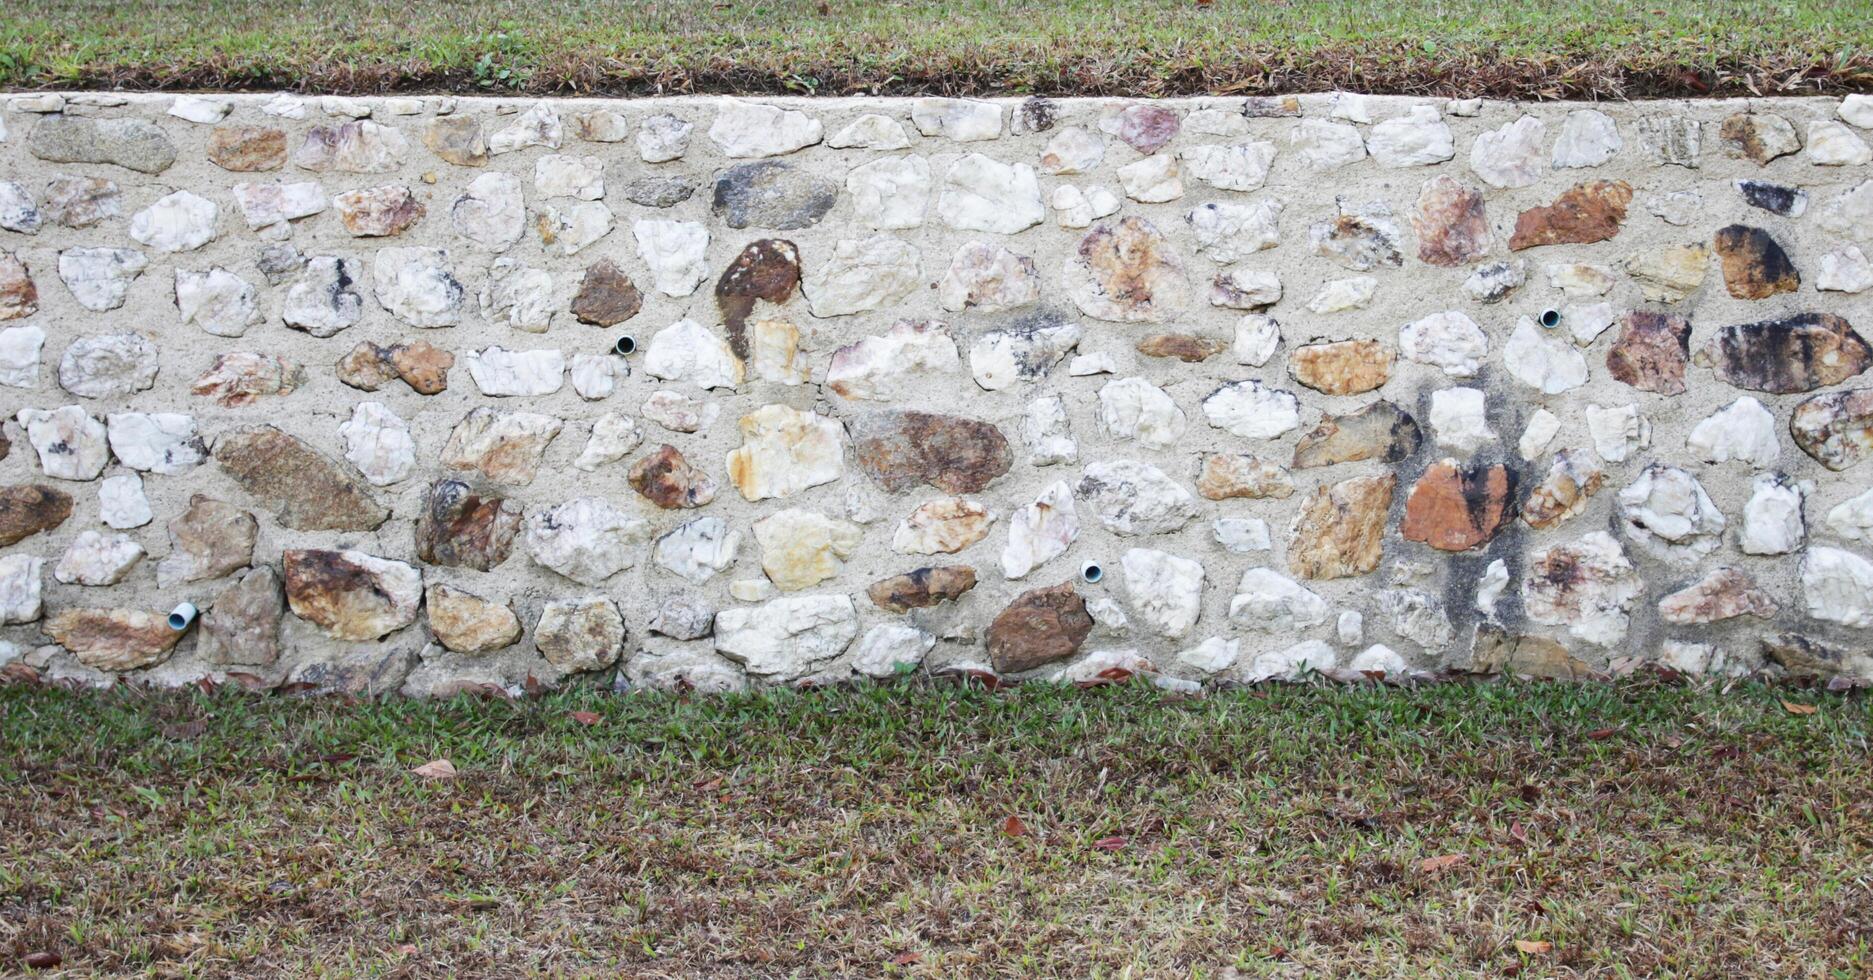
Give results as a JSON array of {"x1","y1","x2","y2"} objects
[
  {"x1": 23, "y1": 952, "x2": 62, "y2": 969},
  {"x1": 568, "y1": 710, "x2": 601, "y2": 726},
  {"x1": 890, "y1": 952, "x2": 921, "y2": 965},
  {"x1": 1002, "y1": 815, "x2": 1029, "y2": 837},
  {"x1": 1420, "y1": 853, "x2": 1467, "y2": 874},
  {"x1": 1508, "y1": 820, "x2": 1529, "y2": 844},
  {"x1": 1780, "y1": 700, "x2": 1818, "y2": 716},
  {"x1": 1075, "y1": 667, "x2": 1135, "y2": 689},
  {"x1": 1585, "y1": 727, "x2": 1618, "y2": 740},
  {"x1": 1091, "y1": 835, "x2": 1128, "y2": 851},
  {"x1": 1515, "y1": 939, "x2": 1553, "y2": 954},
  {"x1": 160, "y1": 719, "x2": 208, "y2": 740},
  {"x1": 411, "y1": 759, "x2": 457, "y2": 779}
]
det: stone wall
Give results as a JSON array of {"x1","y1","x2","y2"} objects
[{"x1": 1, "y1": 90, "x2": 1871, "y2": 696}]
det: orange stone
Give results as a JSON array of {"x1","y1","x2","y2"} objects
[{"x1": 1400, "y1": 460, "x2": 1517, "y2": 552}]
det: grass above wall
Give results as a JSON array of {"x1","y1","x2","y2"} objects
[
  {"x1": 1, "y1": 677, "x2": 1869, "y2": 975},
  {"x1": 1, "y1": 0, "x2": 1871, "y2": 99}
]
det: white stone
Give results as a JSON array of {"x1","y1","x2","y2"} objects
[
  {"x1": 1463, "y1": 262, "x2": 1525, "y2": 303},
  {"x1": 1177, "y1": 637, "x2": 1240, "y2": 675},
  {"x1": 0, "y1": 324, "x2": 45, "y2": 388},
  {"x1": 0, "y1": 181, "x2": 42, "y2": 233},
  {"x1": 479, "y1": 258, "x2": 554, "y2": 332},
  {"x1": 1185, "y1": 108, "x2": 1249, "y2": 137},
  {"x1": 1228, "y1": 568, "x2": 1328, "y2": 632},
  {"x1": 1022, "y1": 394, "x2": 1078, "y2": 466},
  {"x1": 1211, "y1": 268, "x2": 1282, "y2": 310},
  {"x1": 1068, "y1": 353, "x2": 1117, "y2": 376},
  {"x1": 1564, "y1": 301, "x2": 1617, "y2": 345},
  {"x1": 128, "y1": 191, "x2": 217, "y2": 253},
  {"x1": 1398, "y1": 310, "x2": 1487, "y2": 377},
  {"x1": 641, "y1": 390, "x2": 719, "y2": 433},
  {"x1": 1201, "y1": 380, "x2": 1299, "y2": 439},
  {"x1": 1185, "y1": 199, "x2": 1281, "y2": 263},
  {"x1": 938, "y1": 154, "x2": 1044, "y2": 234},
  {"x1": 827, "y1": 113, "x2": 910, "y2": 150},
  {"x1": 339, "y1": 401, "x2": 416, "y2": 486},
  {"x1": 637, "y1": 113, "x2": 693, "y2": 162},
  {"x1": 1740, "y1": 473, "x2": 1806, "y2": 556},
  {"x1": 58, "y1": 247, "x2": 147, "y2": 311},
  {"x1": 1097, "y1": 377, "x2": 1186, "y2": 450},
  {"x1": 373, "y1": 247, "x2": 463, "y2": 327},
  {"x1": 911, "y1": 98, "x2": 1002, "y2": 141},
  {"x1": 1518, "y1": 409, "x2": 1561, "y2": 461},
  {"x1": 1085, "y1": 596, "x2": 1130, "y2": 636},
  {"x1": 58, "y1": 333, "x2": 157, "y2": 399},
  {"x1": 1817, "y1": 246, "x2": 1873, "y2": 293},
  {"x1": 174, "y1": 268, "x2": 261, "y2": 337},
  {"x1": 1841, "y1": 95, "x2": 1873, "y2": 129},
  {"x1": 939, "y1": 242, "x2": 1040, "y2": 312},
  {"x1": 1586, "y1": 403, "x2": 1650, "y2": 463},
  {"x1": 1819, "y1": 180, "x2": 1873, "y2": 242},
  {"x1": 17, "y1": 406, "x2": 107, "y2": 480},
  {"x1": 714, "y1": 594, "x2": 858, "y2": 681},
  {"x1": 168, "y1": 95, "x2": 231, "y2": 123},
  {"x1": 1117, "y1": 154, "x2": 1183, "y2": 203},
  {"x1": 1121, "y1": 548, "x2": 1204, "y2": 638},
  {"x1": 803, "y1": 235, "x2": 920, "y2": 316},
  {"x1": 104, "y1": 412, "x2": 204, "y2": 475},
  {"x1": 488, "y1": 104, "x2": 561, "y2": 155},
  {"x1": 1306, "y1": 276, "x2": 1376, "y2": 313},
  {"x1": 573, "y1": 414, "x2": 642, "y2": 472},
  {"x1": 1801, "y1": 547, "x2": 1873, "y2": 628},
  {"x1": 851, "y1": 624, "x2": 935, "y2": 678},
  {"x1": 643, "y1": 319, "x2": 742, "y2": 390},
  {"x1": 451, "y1": 171, "x2": 526, "y2": 251},
  {"x1": 99, "y1": 474, "x2": 152, "y2": 529},
  {"x1": 749, "y1": 320, "x2": 808, "y2": 386},
  {"x1": 631, "y1": 219, "x2": 709, "y2": 296},
  {"x1": 1469, "y1": 115, "x2": 1546, "y2": 188},
  {"x1": 1807, "y1": 120, "x2": 1872, "y2": 166},
  {"x1": 1229, "y1": 314, "x2": 1282, "y2": 367},
  {"x1": 1523, "y1": 531, "x2": 1641, "y2": 646},
  {"x1": 283, "y1": 256, "x2": 364, "y2": 335},
  {"x1": 1075, "y1": 460, "x2": 1197, "y2": 536},
  {"x1": 261, "y1": 93, "x2": 307, "y2": 119},
  {"x1": 1548, "y1": 262, "x2": 1617, "y2": 297},
  {"x1": 319, "y1": 96, "x2": 371, "y2": 119},
  {"x1": 1687, "y1": 397, "x2": 1778, "y2": 467},
  {"x1": 891, "y1": 498, "x2": 993, "y2": 555},
  {"x1": 846, "y1": 155, "x2": 931, "y2": 230},
  {"x1": 1001, "y1": 480, "x2": 1079, "y2": 579},
  {"x1": 1617, "y1": 464, "x2": 1726, "y2": 563},
  {"x1": 54, "y1": 530, "x2": 143, "y2": 586},
  {"x1": 1049, "y1": 184, "x2": 1120, "y2": 228},
  {"x1": 1552, "y1": 109, "x2": 1621, "y2": 168},
  {"x1": 1288, "y1": 119, "x2": 1366, "y2": 170},
  {"x1": 725, "y1": 404, "x2": 846, "y2": 502},
  {"x1": 1368, "y1": 106, "x2": 1454, "y2": 167},
  {"x1": 1504, "y1": 316, "x2": 1588, "y2": 394},
  {"x1": 826, "y1": 320, "x2": 961, "y2": 400},
  {"x1": 1825, "y1": 488, "x2": 1873, "y2": 543},
  {"x1": 536, "y1": 202, "x2": 613, "y2": 256},
  {"x1": 523, "y1": 497, "x2": 650, "y2": 586},
  {"x1": 1428, "y1": 387, "x2": 1497, "y2": 453},
  {"x1": 1475, "y1": 559, "x2": 1509, "y2": 618},
  {"x1": 1038, "y1": 127, "x2": 1105, "y2": 174},
  {"x1": 1213, "y1": 517, "x2": 1270, "y2": 553},
  {"x1": 709, "y1": 100, "x2": 822, "y2": 157},
  {"x1": 1646, "y1": 190, "x2": 1702, "y2": 227},
  {"x1": 569, "y1": 354, "x2": 618, "y2": 401},
  {"x1": 465, "y1": 346, "x2": 566, "y2": 397},
  {"x1": 534, "y1": 153, "x2": 605, "y2": 200},
  {"x1": 0, "y1": 555, "x2": 43, "y2": 624},
  {"x1": 752, "y1": 509, "x2": 863, "y2": 591},
  {"x1": 1242, "y1": 641, "x2": 1337, "y2": 683},
  {"x1": 654, "y1": 517, "x2": 742, "y2": 585}
]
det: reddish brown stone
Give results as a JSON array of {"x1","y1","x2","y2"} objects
[
  {"x1": 1714, "y1": 224, "x2": 1800, "y2": 300},
  {"x1": 1702, "y1": 313, "x2": 1871, "y2": 395},
  {"x1": 415, "y1": 479, "x2": 523, "y2": 571},
  {"x1": 1136, "y1": 333, "x2": 1224, "y2": 362},
  {"x1": 1413, "y1": 175, "x2": 1491, "y2": 267},
  {"x1": 336, "y1": 340, "x2": 453, "y2": 394},
  {"x1": 1508, "y1": 180, "x2": 1633, "y2": 251},
  {"x1": 1292, "y1": 401, "x2": 1422, "y2": 470},
  {"x1": 1606, "y1": 311, "x2": 1692, "y2": 395},
  {"x1": 1658, "y1": 567, "x2": 1778, "y2": 625},
  {"x1": 1288, "y1": 339, "x2": 1393, "y2": 395},
  {"x1": 986, "y1": 582, "x2": 1093, "y2": 673},
  {"x1": 1718, "y1": 112, "x2": 1799, "y2": 165},
  {"x1": 158, "y1": 495, "x2": 256, "y2": 585},
  {"x1": 848, "y1": 411, "x2": 1012, "y2": 495},
  {"x1": 206, "y1": 125, "x2": 287, "y2": 171},
  {"x1": 628, "y1": 445, "x2": 719, "y2": 510},
  {"x1": 715, "y1": 239, "x2": 801, "y2": 360},
  {"x1": 215, "y1": 425, "x2": 388, "y2": 532},
  {"x1": 1287, "y1": 474, "x2": 1394, "y2": 581},
  {"x1": 0, "y1": 252, "x2": 38, "y2": 320},
  {"x1": 1400, "y1": 460, "x2": 1518, "y2": 552},
  {"x1": 1109, "y1": 104, "x2": 1179, "y2": 153},
  {"x1": 0, "y1": 484, "x2": 73, "y2": 547},
  {"x1": 867, "y1": 566, "x2": 978, "y2": 613},
  {"x1": 570, "y1": 259, "x2": 643, "y2": 327}
]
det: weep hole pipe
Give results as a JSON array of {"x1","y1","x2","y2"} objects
[{"x1": 168, "y1": 602, "x2": 198, "y2": 632}]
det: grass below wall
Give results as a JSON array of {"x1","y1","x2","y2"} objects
[
  {"x1": 1, "y1": 0, "x2": 1871, "y2": 99},
  {"x1": 1, "y1": 677, "x2": 1869, "y2": 975}
]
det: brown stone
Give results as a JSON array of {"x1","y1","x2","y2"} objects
[
  {"x1": 1718, "y1": 112, "x2": 1800, "y2": 165},
  {"x1": 1136, "y1": 333, "x2": 1224, "y2": 362},
  {"x1": 1413, "y1": 175, "x2": 1491, "y2": 267},
  {"x1": 986, "y1": 582, "x2": 1093, "y2": 673},
  {"x1": 191, "y1": 352, "x2": 305, "y2": 407},
  {"x1": 42, "y1": 608, "x2": 181, "y2": 671},
  {"x1": 425, "y1": 584, "x2": 522, "y2": 654},
  {"x1": 156, "y1": 495, "x2": 256, "y2": 585},
  {"x1": 867, "y1": 566, "x2": 979, "y2": 613},
  {"x1": 415, "y1": 479, "x2": 523, "y2": 571},
  {"x1": 0, "y1": 252, "x2": 38, "y2": 320},
  {"x1": 1244, "y1": 96, "x2": 1301, "y2": 117},
  {"x1": 198, "y1": 566, "x2": 283, "y2": 666},
  {"x1": 534, "y1": 598, "x2": 626, "y2": 673},
  {"x1": 1288, "y1": 339, "x2": 1393, "y2": 395},
  {"x1": 1714, "y1": 224, "x2": 1799, "y2": 300},
  {"x1": 215, "y1": 425, "x2": 388, "y2": 532},
  {"x1": 1109, "y1": 104, "x2": 1179, "y2": 153},
  {"x1": 1521, "y1": 450, "x2": 1605, "y2": 529},
  {"x1": 423, "y1": 115, "x2": 488, "y2": 167},
  {"x1": 628, "y1": 445, "x2": 719, "y2": 510},
  {"x1": 1702, "y1": 313, "x2": 1871, "y2": 394},
  {"x1": 1659, "y1": 567, "x2": 1779, "y2": 625},
  {"x1": 206, "y1": 125, "x2": 287, "y2": 171},
  {"x1": 1762, "y1": 633, "x2": 1850, "y2": 678},
  {"x1": 1291, "y1": 401, "x2": 1422, "y2": 470},
  {"x1": 1063, "y1": 217, "x2": 1189, "y2": 323},
  {"x1": 1400, "y1": 460, "x2": 1517, "y2": 552},
  {"x1": 715, "y1": 239, "x2": 801, "y2": 360},
  {"x1": 336, "y1": 340, "x2": 453, "y2": 394},
  {"x1": 283, "y1": 549, "x2": 422, "y2": 642},
  {"x1": 1287, "y1": 473, "x2": 1394, "y2": 581},
  {"x1": 40, "y1": 176, "x2": 120, "y2": 228},
  {"x1": 1508, "y1": 180, "x2": 1632, "y2": 251},
  {"x1": 334, "y1": 185, "x2": 424, "y2": 237},
  {"x1": 1469, "y1": 624, "x2": 1597, "y2": 681},
  {"x1": 1196, "y1": 454, "x2": 1294, "y2": 500},
  {"x1": 570, "y1": 258, "x2": 644, "y2": 327},
  {"x1": 0, "y1": 484, "x2": 73, "y2": 546},
  {"x1": 1311, "y1": 201, "x2": 1402, "y2": 271},
  {"x1": 848, "y1": 411, "x2": 1012, "y2": 495},
  {"x1": 1606, "y1": 311, "x2": 1692, "y2": 395},
  {"x1": 1791, "y1": 387, "x2": 1873, "y2": 471}
]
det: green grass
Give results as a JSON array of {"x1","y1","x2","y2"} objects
[
  {"x1": 0, "y1": 0, "x2": 1870, "y2": 98},
  {"x1": 2, "y1": 677, "x2": 1869, "y2": 976}
]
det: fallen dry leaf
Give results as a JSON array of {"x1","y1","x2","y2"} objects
[
  {"x1": 1780, "y1": 700, "x2": 1818, "y2": 716},
  {"x1": 890, "y1": 952, "x2": 921, "y2": 965},
  {"x1": 1515, "y1": 939, "x2": 1553, "y2": 954},
  {"x1": 1091, "y1": 835, "x2": 1128, "y2": 851},
  {"x1": 411, "y1": 758, "x2": 457, "y2": 779},
  {"x1": 1585, "y1": 727, "x2": 1618, "y2": 741},
  {"x1": 1002, "y1": 815, "x2": 1029, "y2": 837},
  {"x1": 568, "y1": 710, "x2": 602, "y2": 726},
  {"x1": 1420, "y1": 853, "x2": 1467, "y2": 874}
]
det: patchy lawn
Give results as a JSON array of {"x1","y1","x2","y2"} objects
[
  {"x1": 1, "y1": 677, "x2": 1869, "y2": 976},
  {"x1": 0, "y1": 0, "x2": 1869, "y2": 99}
]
